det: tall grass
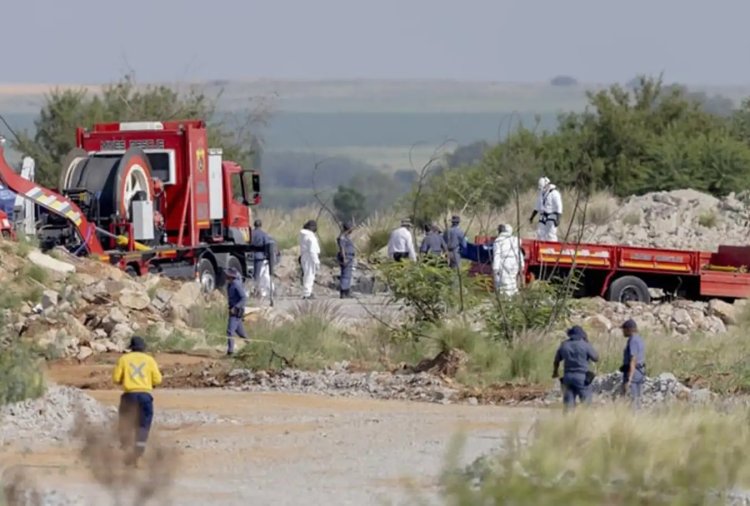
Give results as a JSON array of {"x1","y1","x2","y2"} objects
[
  {"x1": 443, "y1": 405, "x2": 750, "y2": 505},
  {"x1": 0, "y1": 337, "x2": 45, "y2": 405}
]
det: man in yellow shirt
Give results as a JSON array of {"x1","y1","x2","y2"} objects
[{"x1": 112, "y1": 336, "x2": 163, "y2": 466}]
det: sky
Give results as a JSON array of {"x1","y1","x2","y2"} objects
[{"x1": 2, "y1": 0, "x2": 750, "y2": 84}]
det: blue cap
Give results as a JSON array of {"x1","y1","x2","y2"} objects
[
  {"x1": 566, "y1": 325, "x2": 588, "y2": 340},
  {"x1": 225, "y1": 267, "x2": 241, "y2": 278},
  {"x1": 621, "y1": 319, "x2": 638, "y2": 330}
]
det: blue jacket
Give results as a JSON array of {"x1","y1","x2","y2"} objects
[
  {"x1": 337, "y1": 234, "x2": 356, "y2": 264},
  {"x1": 554, "y1": 334, "x2": 599, "y2": 375},
  {"x1": 250, "y1": 229, "x2": 272, "y2": 260},
  {"x1": 420, "y1": 231, "x2": 447, "y2": 254},
  {"x1": 227, "y1": 278, "x2": 247, "y2": 312},
  {"x1": 444, "y1": 225, "x2": 467, "y2": 251}
]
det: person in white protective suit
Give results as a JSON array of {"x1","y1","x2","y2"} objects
[
  {"x1": 529, "y1": 176, "x2": 563, "y2": 241},
  {"x1": 298, "y1": 220, "x2": 321, "y2": 299},
  {"x1": 492, "y1": 224, "x2": 524, "y2": 295}
]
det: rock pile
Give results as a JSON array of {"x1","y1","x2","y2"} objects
[
  {"x1": 575, "y1": 297, "x2": 746, "y2": 335},
  {"x1": 545, "y1": 372, "x2": 713, "y2": 407},
  {"x1": 0, "y1": 385, "x2": 224, "y2": 446},
  {"x1": 226, "y1": 362, "x2": 458, "y2": 403},
  {"x1": 587, "y1": 189, "x2": 750, "y2": 252}
]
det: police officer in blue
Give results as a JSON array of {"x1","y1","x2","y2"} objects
[
  {"x1": 420, "y1": 224, "x2": 447, "y2": 257},
  {"x1": 444, "y1": 216, "x2": 467, "y2": 269},
  {"x1": 225, "y1": 267, "x2": 248, "y2": 356},
  {"x1": 553, "y1": 325, "x2": 599, "y2": 412},
  {"x1": 620, "y1": 319, "x2": 646, "y2": 409},
  {"x1": 250, "y1": 219, "x2": 273, "y2": 298},
  {"x1": 337, "y1": 221, "x2": 356, "y2": 299}
]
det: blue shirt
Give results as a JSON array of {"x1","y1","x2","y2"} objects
[
  {"x1": 227, "y1": 278, "x2": 247, "y2": 311},
  {"x1": 337, "y1": 234, "x2": 356, "y2": 263},
  {"x1": 554, "y1": 336, "x2": 599, "y2": 375},
  {"x1": 250, "y1": 229, "x2": 271, "y2": 259},
  {"x1": 622, "y1": 334, "x2": 645, "y2": 368},
  {"x1": 420, "y1": 231, "x2": 447, "y2": 254},
  {"x1": 444, "y1": 225, "x2": 467, "y2": 251}
]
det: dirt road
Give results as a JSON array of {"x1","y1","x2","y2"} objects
[{"x1": 3, "y1": 388, "x2": 542, "y2": 505}]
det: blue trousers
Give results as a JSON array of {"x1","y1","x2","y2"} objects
[
  {"x1": 448, "y1": 250, "x2": 461, "y2": 269},
  {"x1": 252, "y1": 258, "x2": 265, "y2": 282},
  {"x1": 340, "y1": 262, "x2": 353, "y2": 291},
  {"x1": 227, "y1": 315, "x2": 247, "y2": 354},
  {"x1": 623, "y1": 371, "x2": 644, "y2": 410},
  {"x1": 562, "y1": 373, "x2": 591, "y2": 411},
  {"x1": 119, "y1": 392, "x2": 154, "y2": 458}
]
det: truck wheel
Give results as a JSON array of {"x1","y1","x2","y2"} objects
[
  {"x1": 124, "y1": 265, "x2": 139, "y2": 278},
  {"x1": 198, "y1": 258, "x2": 216, "y2": 293},
  {"x1": 608, "y1": 275, "x2": 651, "y2": 304}
]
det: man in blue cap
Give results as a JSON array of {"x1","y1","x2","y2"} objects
[
  {"x1": 620, "y1": 319, "x2": 646, "y2": 409},
  {"x1": 225, "y1": 267, "x2": 248, "y2": 356},
  {"x1": 553, "y1": 325, "x2": 599, "y2": 412}
]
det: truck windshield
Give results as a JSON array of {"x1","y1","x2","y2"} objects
[{"x1": 230, "y1": 171, "x2": 260, "y2": 205}]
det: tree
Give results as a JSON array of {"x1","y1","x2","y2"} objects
[
  {"x1": 13, "y1": 73, "x2": 270, "y2": 187},
  {"x1": 550, "y1": 75, "x2": 578, "y2": 87},
  {"x1": 332, "y1": 185, "x2": 367, "y2": 223}
]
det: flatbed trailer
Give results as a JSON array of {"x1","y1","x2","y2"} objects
[{"x1": 467, "y1": 237, "x2": 750, "y2": 303}]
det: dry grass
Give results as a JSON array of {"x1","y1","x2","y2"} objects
[{"x1": 444, "y1": 405, "x2": 750, "y2": 505}]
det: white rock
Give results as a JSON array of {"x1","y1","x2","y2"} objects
[
  {"x1": 27, "y1": 250, "x2": 75, "y2": 274},
  {"x1": 76, "y1": 346, "x2": 93, "y2": 361},
  {"x1": 119, "y1": 289, "x2": 150, "y2": 310},
  {"x1": 41, "y1": 289, "x2": 59, "y2": 309},
  {"x1": 708, "y1": 299, "x2": 738, "y2": 325}
]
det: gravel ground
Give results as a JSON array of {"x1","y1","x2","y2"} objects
[{"x1": 1, "y1": 389, "x2": 541, "y2": 506}]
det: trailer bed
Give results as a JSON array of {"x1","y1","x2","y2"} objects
[{"x1": 467, "y1": 238, "x2": 750, "y2": 301}]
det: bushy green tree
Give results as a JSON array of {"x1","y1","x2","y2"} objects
[{"x1": 332, "y1": 185, "x2": 367, "y2": 223}]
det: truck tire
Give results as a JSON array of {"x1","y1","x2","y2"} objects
[
  {"x1": 124, "y1": 264, "x2": 139, "y2": 278},
  {"x1": 198, "y1": 258, "x2": 216, "y2": 293},
  {"x1": 608, "y1": 275, "x2": 651, "y2": 304}
]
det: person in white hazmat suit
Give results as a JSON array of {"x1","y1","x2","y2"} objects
[
  {"x1": 529, "y1": 176, "x2": 563, "y2": 241},
  {"x1": 492, "y1": 224, "x2": 524, "y2": 295},
  {"x1": 298, "y1": 220, "x2": 321, "y2": 299}
]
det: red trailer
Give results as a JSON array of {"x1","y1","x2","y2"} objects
[{"x1": 471, "y1": 237, "x2": 750, "y2": 303}]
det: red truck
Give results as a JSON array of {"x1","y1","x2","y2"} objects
[
  {"x1": 470, "y1": 237, "x2": 750, "y2": 303},
  {"x1": 0, "y1": 120, "x2": 261, "y2": 291}
]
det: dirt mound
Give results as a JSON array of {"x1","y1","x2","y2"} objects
[{"x1": 580, "y1": 189, "x2": 750, "y2": 251}]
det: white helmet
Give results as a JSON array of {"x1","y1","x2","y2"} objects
[{"x1": 538, "y1": 176, "x2": 550, "y2": 190}]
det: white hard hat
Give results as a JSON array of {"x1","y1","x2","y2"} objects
[{"x1": 538, "y1": 176, "x2": 550, "y2": 190}]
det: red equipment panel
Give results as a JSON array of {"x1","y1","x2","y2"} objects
[
  {"x1": 617, "y1": 247, "x2": 698, "y2": 274},
  {"x1": 531, "y1": 240, "x2": 614, "y2": 268}
]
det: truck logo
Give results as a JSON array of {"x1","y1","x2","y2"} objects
[{"x1": 196, "y1": 149, "x2": 205, "y2": 173}]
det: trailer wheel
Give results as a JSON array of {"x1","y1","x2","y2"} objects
[
  {"x1": 608, "y1": 275, "x2": 651, "y2": 304},
  {"x1": 124, "y1": 265, "x2": 139, "y2": 278},
  {"x1": 198, "y1": 258, "x2": 216, "y2": 293}
]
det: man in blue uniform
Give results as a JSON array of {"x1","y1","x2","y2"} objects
[
  {"x1": 337, "y1": 222, "x2": 356, "y2": 298},
  {"x1": 225, "y1": 267, "x2": 248, "y2": 356},
  {"x1": 420, "y1": 224, "x2": 447, "y2": 257},
  {"x1": 553, "y1": 325, "x2": 599, "y2": 412},
  {"x1": 444, "y1": 216, "x2": 467, "y2": 269},
  {"x1": 620, "y1": 319, "x2": 646, "y2": 409},
  {"x1": 250, "y1": 219, "x2": 273, "y2": 298}
]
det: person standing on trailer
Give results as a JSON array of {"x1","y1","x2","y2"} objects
[
  {"x1": 112, "y1": 336, "x2": 162, "y2": 467},
  {"x1": 225, "y1": 267, "x2": 248, "y2": 355},
  {"x1": 387, "y1": 218, "x2": 417, "y2": 262},
  {"x1": 444, "y1": 215, "x2": 467, "y2": 269},
  {"x1": 250, "y1": 219, "x2": 273, "y2": 298},
  {"x1": 299, "y1": 220, "x2": 321, "y2": 299},
  {"x1": 337, "y1": 221, "x2": 356, "y2": 299},
  {"x1": 529, "y1": 177, "x2": 563, "y2": 241}
]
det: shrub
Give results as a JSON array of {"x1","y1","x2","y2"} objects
[
  {"x1": 379, "y1": 259, "x2": 457, "y2": 330},
  {"x1": 365, "y1": 228, "x2": 391, "y2": 257},
  {"x1": 699, "y1": 210, "x2": 719, "y2": 228},
  {"x1": 442, "y1": 405, "x2": 750, "y2": 505},
  {"x1": 622, "y1": 210, "x2": 642, "y2": 226},
  {"x1": 23, "y1": 264, "x2": 48, "y2": 285},
  {"x1": 233, "y1": 315, "x2": 355, "y2": 370},
  {"x1": 0, "y1": 338, "x2": 45, "y2": 405},
  {"x1": 483, "y1": 280, "x2": 573, "y2": 343}
]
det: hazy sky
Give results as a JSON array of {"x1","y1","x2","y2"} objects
[{"x1": 3, "y1": 0, "x2": 750, "y2": 84}]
